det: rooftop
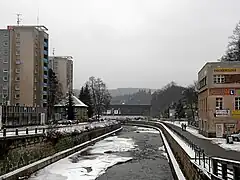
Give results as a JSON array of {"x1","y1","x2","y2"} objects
[{"x1": 55, "y1": 95, "x2": 88, "y2": 107}]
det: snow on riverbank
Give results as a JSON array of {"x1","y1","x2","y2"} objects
[
  {"x1": 29, "y1": 135, "x2": 136, "y2": 180},
  {"x1": 134, "y1": 127, "x2": 160, "y2": 134}
]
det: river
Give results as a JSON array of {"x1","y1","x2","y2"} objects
[{"x1": 29, "y1": 126, "x2": 173, "y2": 180}]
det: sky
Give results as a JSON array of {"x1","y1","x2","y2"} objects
[{"x1": 1, "y1": 0, "x2": 240, "y2": 89}]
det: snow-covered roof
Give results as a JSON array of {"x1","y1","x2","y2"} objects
[{"x1": 55, "y1": 95, "x2": 88, "y2": 107}]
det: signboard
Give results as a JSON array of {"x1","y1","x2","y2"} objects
[
  {"x1": 214, "y1": 68, "x2": 236, "y2": 72},
  {"x1": 215, "y1": 110, "x2": 230, "y2": 117},
  {"x1": 230, "y1": 89, "x2": 235, "y2": 95},
  {"x1": 232, "y1": 110, "x2": 240, "y2": 118},
  {"x1": 210, "y1": 88, "x2": 240, "y2": 96}
]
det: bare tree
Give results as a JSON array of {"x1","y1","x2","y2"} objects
[
  {"x1": 221, "y1": 21, "x2": 240, "y2": 61},
  {"x1": 182, "y1": 81, "x2": 198, "y2": 121},
  {"x1": 87, "y1": 76, "x2": 111, "y2": 119}
]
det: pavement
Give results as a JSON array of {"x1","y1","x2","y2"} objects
[
  {"x1": 164, "y1": 123, "x2": 240, "y2": 161},
  {"x1": 0, "y1": 121, "x2": 112, "y2": 138}
]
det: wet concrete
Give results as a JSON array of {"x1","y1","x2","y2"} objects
[{"x1": 96, "y1": 126, "x2": 174, "y2": 180}]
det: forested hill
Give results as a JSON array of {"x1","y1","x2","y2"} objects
[
  {"x1": 151, "y1": 82, "x2": 186, "y2": 117},
  {"x1": 111, "y1": 89, "x2": 152, "y2": 105}
]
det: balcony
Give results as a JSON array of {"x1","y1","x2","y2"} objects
[
  {"x1": 43, "y1": 83, "x2": 48, "y2": 87},
  {"x1": 44, "y1": 50, "x2": 48, "y2": 55},
  {"x1": 42, "y1": 91, "x2": 47, "y2": 95},
  {"x1": 43, "y1": 66, "x2": 48, "y2": 71},
  {"x1": 43, "y1": 58, "x2": 48, "y2": 63},
  {"x1": 44, "y1": 41, "x2": 48, "y2": 47},
  {"x1": 43, "y1": 75, "x2": 48, "y2": 79}
]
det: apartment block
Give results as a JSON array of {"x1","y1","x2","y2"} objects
[
  {"x1": 49, "y1": 56, "x2": 73, "y2": 96},
  {"x1": 0, "y1": 25, "x2": 49, "y2": 107},
  {"x1": 0, "y1": 29, "x2": 10, "y2": 105},
  {"x1": 198, "y1": 61, "x2": 240, "y2": 137}
]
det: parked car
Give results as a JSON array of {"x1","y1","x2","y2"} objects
[{"x1": 231, "y1": 133, "x2": 240, "y2": 141}]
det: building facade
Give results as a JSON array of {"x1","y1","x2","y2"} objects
[
  {"x1": 107, "y1": 104, "x2": 151, "y2": 116},
  {"x1": 49, "y1": 56, "x2": 73, "y2": 96},
  {"x1": 0, "y1": 29, "x2": 10, "y2": 105},
  {"x1": 0, "y1": 25, "x2": 49, "y2": 107},
  {"x1": 198, "y1": 61, "x2": 240, "y2": 137}
]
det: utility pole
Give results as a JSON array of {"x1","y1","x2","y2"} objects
[{"x1": 16, "y1": 13, "x2": 22, "y2": 25}]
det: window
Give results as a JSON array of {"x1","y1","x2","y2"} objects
[
  {"x1": 3, "y1": 69, "x2": 8, "y2": 72},
  {"x1": 43, "y1": 95, "x2": 47, "y2": 99},
  {"x1": 4, "y1": 51, "x2": 8, "y2": 55},
  {"x1": 3, "y1": 41, "x2": 8, "y2": 47},
  {"x1": 4, "y1": 33, "x2": 8, "y2": 37},
  {"x1": 16, "y1": 33, "x2": 20, "y2": 38},
  {"x1": 213, "y1": 75, "x2": 225, "y2": 84},
  {"x1": 2, "y1": 85, "x2": 8, "y2": 90},
  {"x1": 16, "y1": 50, "x2": 20, "y2": 55},
  {"x1": 16, "y1": 59, "x2": 21, "y2": 64},
  {"x1": 235, "y1": 97, "x2": 240, "y2": 110},
  {"x1": 15, "y1": 85, "x2": 20, "y2": 90},
  {"x1": 2, "y1": 94, "x2": 7, "y2": 98},
  {"x1": 216, "y1": 97, "x2": 223, "y2": 110},
  {"x1": 3, "y1": 76, "x2": 8, "y2": 81},
  {"x1": 15, "y1": 76, "x2": 20, "y2": 81},
  {"x1": 3, "y1": 59, "x2": 8, "y2": 63},
  {"x1": 15, "y1": 94, "x2": 20, "y2": 99},
  {"x1": 15, "y1": 68, "x2": 20, "y2": 73},
  {"x1": 199, "y1": 77, "x2": 207, "y2": 89}
]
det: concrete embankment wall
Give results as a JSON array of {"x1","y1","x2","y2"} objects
[
  {"x1": 124, "y1": 121, "x2": 209, "y2": 180},
  {"x1": 0, "y1": 124, "x2": 122, "y2": 180}
]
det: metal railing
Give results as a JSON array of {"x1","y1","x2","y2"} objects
[{"x1": 164, "y1": 122, "x2": 240, "y2": 180}]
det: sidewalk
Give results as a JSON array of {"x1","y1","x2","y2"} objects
[{"x1": 164, "y1": 122, "x2": 240, "y2": 161}]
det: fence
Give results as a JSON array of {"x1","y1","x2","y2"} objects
[
  {"x1": 0, "y1": 105, "x2": 46, "y2": 128},
  {"x1": 164, "y1": 122, "x2": 240, "y2": 180}
]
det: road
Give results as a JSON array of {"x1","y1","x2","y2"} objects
[
  {"x1": 28, "y1": 126, "x2": 173, "y2": 180},
  {"x1": 165, "y1": 123, "x2": 240, "y2": 161}
]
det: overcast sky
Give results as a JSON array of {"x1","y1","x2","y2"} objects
[{"x1": 1, "y1": 0, "x2": 240, "y2": 89}]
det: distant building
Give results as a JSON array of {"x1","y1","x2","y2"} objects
[
  {"x1": 49, "y1": 56, "x2": 73, "y2": 96},
  {"x1": 54, "y1": 95, "x2": 88, "y2": 121},
  {"x1": 198, "y1": 61, "x2": 240, "y2": 137},
  {"x1": 107, "y1": 104, "x2": 151, "y2": 116},
  {"x1": 0, "y1": 25, "x2": 49, "y2": 107}
]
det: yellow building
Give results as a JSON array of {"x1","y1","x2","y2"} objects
[{"x1": 198, "y1": 61, "x2": 240, "y2": 137}]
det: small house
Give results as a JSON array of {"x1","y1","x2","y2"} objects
[{"x1": 54, "y1": 95, "x2": 88, "y2": 122}]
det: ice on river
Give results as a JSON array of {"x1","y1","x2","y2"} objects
[{"x1": 29, "y1": 136, "x2": 136, "y2": 180}]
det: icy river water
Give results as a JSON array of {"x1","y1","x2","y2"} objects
[{"x1": 29, "y1": 126, "x2": 173, "y2": 180}]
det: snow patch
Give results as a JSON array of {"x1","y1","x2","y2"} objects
[
  {"x1": 134, "y1": 127, "x2": 159, "y2": 134},
  {"x1": 29, "y1": 136, "x2": 136, "y2": 180}
]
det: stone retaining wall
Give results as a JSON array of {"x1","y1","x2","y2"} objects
[
  {"x1": 123, "y1": 120, "x2": 209, "y2": 180},
  {"x1": 0, "y1": 124, "x2": 121, "y2": 178}
]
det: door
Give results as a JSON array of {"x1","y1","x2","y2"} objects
[{"x1": 216, "y1": 124, "x2": 224, "y2": 138}]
